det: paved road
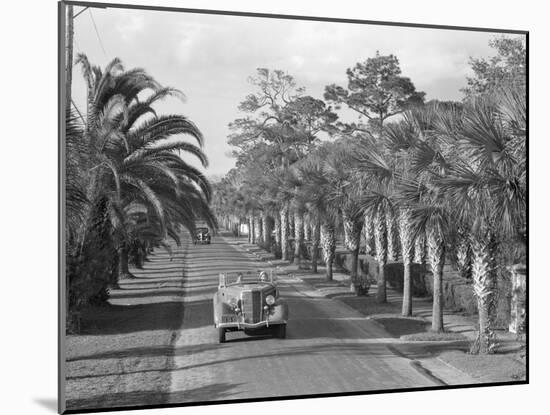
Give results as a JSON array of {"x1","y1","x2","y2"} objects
[{"x1": 166, "y1": 233, "x2": 440, "y2": 404}]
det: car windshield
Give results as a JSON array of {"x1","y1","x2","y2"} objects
[{"x1": 220, "y1": 271, "x2": 273, "y2": 286}]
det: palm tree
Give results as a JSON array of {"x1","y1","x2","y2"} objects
[
  {"x1": 418, "y1": 207, "x2": 450, "y2": 332},
  {"x1": 323, "y1": 143, "x2": 365, "y2": 292},
  {"x1": 320, "y1": 221, "x2": 337, "y2": 281},
  {"x1": 70, "y1": 55, "x2": 215, "y2": 302},
  {"x1": 270, "y1": 168, "x2": 299, "y2": 261},
  {"x1": 297, "y1": 146, "x2": 341, "y2": 281},
  {"x1": 413, "y1": 232, "x2": 426, "y2": 265},
  {"x1": 434, "y1": 88, "x2": 526, "y2": 352},
  {"x1": 455, "y1": 226, "x2": 472, "y2": 279},
  {"x1": 385, "y1": 206, "x2": 399, "y2": 261},
  {"x1": 280, "y1": 203, "x2": 289, "y2": 259},
  {"x1": 398, "y1": 208, "x2": 415, "y2": 315},
  {"x1": 65, "y1": 109, "x2": 88, "y2": 248},
  {"x1": 254, "y1": 214, "x2": 262, "y2": 244},
  {"x1": 383, "y1": 105, "x2": 453, "y2": 318},
  {"x1": 363, "y1": 211, "x2": 375, "y2": 256},
  {"x1": 397, "y1": 174, "x2": 453, "y2": 332},
  {"x1": 371, "y1": 201, "x2": 389, "y2": 303},
  {"x1": 260, "y1": 210, "x2": 273, "y2": 250},
  {"x1": 303, "y1": 214, "x2": 312, "y2": 241},
  {"x1": 391, "y1": 105, "x2": 455, "y2": 331},
  {"x1": 382, "y1": 108, "x2": 435, "y2": 314},
  {"x1": 355, "y1": 142, "x2": 397, "y2": 304},
  {"x1": 292, "y1": 206, "x2": 306, "y2": 267},
  {"x1": 310, "y1": 216, "x2": 321, "y2": 274}
]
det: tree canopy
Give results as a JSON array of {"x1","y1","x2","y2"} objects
[
  {"x1": 324, "y1": 52, "x2": 425, "y2": 132},
  {"x1": 462, "y1": 36, "x2": 526, "y2": 97}
]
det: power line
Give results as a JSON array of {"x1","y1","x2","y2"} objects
[
  {"x1": 73, "y1": 6, "x2": 89, "y2": 19},
  {"x1": 88, "y1": 9, "x2": 107, "y2": 58}
]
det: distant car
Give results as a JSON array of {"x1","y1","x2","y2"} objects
[
  {"x1": 213, "y1": 271, "x2": 289, "y2": 343},
  {"x1": 194, "y1": 227, "x2": 211, "y2": 244}
]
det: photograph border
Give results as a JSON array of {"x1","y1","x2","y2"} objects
[{"x1": 58, "y1": 1, "x2": 529, "y2": 413}]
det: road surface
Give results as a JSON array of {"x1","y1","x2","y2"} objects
[{"x1": 166, "y1": 233, "x2": 440, "y2": 404}]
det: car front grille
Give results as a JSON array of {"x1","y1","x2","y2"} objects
[{"x1": 242, "y1": 291, "x2": 262, "y2": 323}]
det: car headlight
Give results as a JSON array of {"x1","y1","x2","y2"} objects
[
  {"x1": 228, "y1": 298, "x2": 238, "y2": 309},
  {"x1": 265, "y1": 295, "x2": 275, "y2": 306}
]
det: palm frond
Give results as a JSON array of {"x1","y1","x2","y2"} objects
[
  {"x1": 120, "y1": 174, "x2": 166, "y2": 237},
  {"x1": 129, "y1": 114, "x2": 204, "y2": 148},
  {"x1": 124, "y1": 139, "x2": 208, "y2": 167}
]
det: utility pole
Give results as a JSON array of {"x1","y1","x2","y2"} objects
[{"x1": 65, "y1": 4, "x2": 74, "y2": 114}]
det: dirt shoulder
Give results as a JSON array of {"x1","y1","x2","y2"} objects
[{"x1": 64, "y1": 240, "x2": 188, "y2": 411}]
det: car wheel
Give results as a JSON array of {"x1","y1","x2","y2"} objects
[
  {"x1": 275, "y1": 324, "x2": 286, "y2": 339},
  {"x1": 218, "y1": 327, "x2": 226, "y2": 343}
]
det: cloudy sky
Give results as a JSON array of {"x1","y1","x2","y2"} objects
[{"x1": 72, "y1": 5, "x2": 518, "y2": 177}]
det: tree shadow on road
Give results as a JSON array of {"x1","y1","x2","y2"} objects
[
  {"x1": 66, "y1": 382, "x2": 243, "y2": 412},
  {"x1": 76, "y1": 301, "x2": 183, "y2": 335},
  {"x1": 109, "y1": 289, "x2": 185, "y2": 300},
  {"x1": 68, "y1": 342, "x2": 224, "y2": 363}
]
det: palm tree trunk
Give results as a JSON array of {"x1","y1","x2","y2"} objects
[
  {"x1": 427, "y1": 227, "x2": 446, "y2": 332},
  {"x1": 293, "y1": 211, "x2": 304, "y2": 267},
  {"x1": 414, "y1": 232, "x2": 426, "y2": 264},
  {"x1": 456, "y1": 228, "x2": 472, "y2": 279},
  {"x1": 118, "y1": 244, "x2": 133, "y2": 280},
  {"x1": 373, "y1": 208, "x2": 388, "y2": 303},
  {"x1": 254, "y1": 215, "x2": 262, "y2": 245},
  {"x1": 350, "y1": 244, "x2": 360, "y2": 292},
  {"x1": 399, "y1": 209, "x2": 414, "y2": 316},
  {"x1": 136, "y1": 241, "x2": 145, "y2": 269},
  {"x1": 262, "y1": 212, "x2": 272, "y2": 250},
  {"x1": 402, "y1": 260, "x2": 412, "y2": 316},
  {"x1": 364, "y1": 212, "x2": 374, "y2": 255},
  {"x1": 289, "y1": 212, "x2": 295, "y2": 243},
  {"x1": 281, "y1": 203, "x2": 289, "y2": 261},
  {"x1": 274, "y1": 214, "x2": 281, "y2": 256},
  {"x1": 386, "y1": 207, "x2": 399, "y2": 261},
  {"x1": 248, "y1": 216, "x2": 254, "y2": 243},
  {"x1": 304, "y1": 216, "x2": 311, "y2": 241},
  {"x1": 470, "y1": 232, "x2": 497, "y2": 354},
  {"x1": 320, "y1": 221, "x2": 336, "y2": 281},
  {"x1": 311, "y1": 219, "x2": 320, "y2": 273},
  {"x1": 343, "y1": 212, "x2": 362, "y2": 293}
]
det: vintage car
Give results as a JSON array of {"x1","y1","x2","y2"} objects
[
  {"x1": 193, "y1": 227, "x2": 211, "y2": 244},
  {"x1": 213, "y1": 271, "x2": 289, "y2": 343}
]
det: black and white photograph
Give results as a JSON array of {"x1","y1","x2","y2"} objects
[{"x1": 58, "y1": 1, "x2": 527, "y2": 413}]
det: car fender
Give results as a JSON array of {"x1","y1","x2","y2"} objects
[
  {"x1": 213, "y1": 292, "x2": 238, "y2": 326},
  {"x1": 213, "y1": 293, "x2": 223, "y2": 326},
  {"x1": 269, "y1": 300, "x2": 289, "y2": 322}
]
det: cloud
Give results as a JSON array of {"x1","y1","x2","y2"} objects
[
  {"x1": 114, "y1": 10, "x2": 145, "y2": 42},
  {"x1": 73, "y1": 7, "x2": 508, "y2": 175}
]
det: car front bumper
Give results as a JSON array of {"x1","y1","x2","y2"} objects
[{"x1": 216, "y1": 319, "x2": 287, "y2": 330}]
